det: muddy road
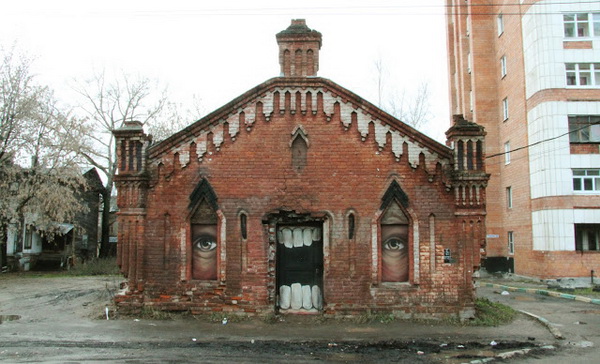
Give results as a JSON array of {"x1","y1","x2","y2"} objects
[{"x1": 0, "y1": 274, "x2": 594, "y2": 362}]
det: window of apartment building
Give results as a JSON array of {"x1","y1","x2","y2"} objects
[
  {"x1": 506, "y1": 186, "x2": 513, "y2": 208},
  {"x1": 575, "y1": 224, "x2": 600, "y2": 251},
  {"x1": 504, "y1": 141, "x2": 511, "y2": 164},
  {"x1": 466, "y1": 16, "x2": 471, "y2": 36},
  {"x1": 469, "y1": 90, "x2": 473, "y2": 112},
  {"x1": 497, "y1": 13, "x2": 504, "y2": 36},
  {"x1": 467, "y1": 52, "x2": 472, "y2": 74},
  {"x1": 569, "y1": 115, "x2": 600, "y2": 143},
  {"x1": 500, "y1": 56, "x2": 507, "y2": 78},
  {"x1": 502, "y1": 98, "x2": 509, "y2": 120},
  {"x1": 564, "y1": 13, "x2": 600, "y2": 38},
  {"x1": 508, "y1": 231, "x2": 514, "y2": 254},
  {"x1": 566, "y1": 63, "x2": 600, "y2": 86},
  {"x1": 573, "y1": 169, "x2": 600, "y2": 192}
]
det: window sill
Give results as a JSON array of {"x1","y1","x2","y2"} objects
[
  {"x1": 566, "y1": 85, "x2": 600, "y2": 89},
  {"x1": 378, "y1": 282, "x2": 414, "y2": 289},
  {"x1": 563, "y1": 37, "x2": 595, "y2": 41}
]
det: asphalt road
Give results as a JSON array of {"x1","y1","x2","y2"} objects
[{"x1": 0, "y1": 275, "x2": 598, "y2": 363}]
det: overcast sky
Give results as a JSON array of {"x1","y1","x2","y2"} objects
[{"x1": 1, "y1": 0, "x2": 450, "y2": 141}]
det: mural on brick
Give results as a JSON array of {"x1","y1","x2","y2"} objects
[
  {"x1": 381, "y1": 201, "x2": 409, "y2": 282},
  {"x1": 112, "y1": 19, "x2": 490, "y2": 320}
]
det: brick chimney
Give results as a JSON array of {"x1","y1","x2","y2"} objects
[{"x1": 276, "y1": 19, "x2": 322, "y2": 77}]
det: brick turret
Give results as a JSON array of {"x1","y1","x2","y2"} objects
[{"x1": 276, "y1": 19, "x2": 322, "y2": 77}]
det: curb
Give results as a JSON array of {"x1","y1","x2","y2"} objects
[
  {"x1": 517, "y1": 310, "x2": 563, "y2": 340},
  {"x1": 463, "y1": 345, "x2": 556, "y2": 364},
  {"x1": 481, "y1": 282, "x2": 600, "y2": 305}
]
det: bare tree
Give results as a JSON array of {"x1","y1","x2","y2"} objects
[
  {"x1": 72, "y1": 71, "x2": 195, "y2": 256},
  {"x1": 0, "y1": 47, "x2": 87, "y2": 253},
  {"x1": 385, "y1": 81, "x2": 432, "y2": 130},
  {"x1": 373, "y1": 56, "x2": 386, "y2": 109},
  {"x1": 149, "y1": 94, "x2": 203, "y2": 142},
  {"x1": 372, "y1": 56, "x2": 432, "y2": 130}
]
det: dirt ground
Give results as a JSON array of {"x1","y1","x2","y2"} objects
[{"x1": 0, "y1": 273, "x2": 585, "y2": 363}]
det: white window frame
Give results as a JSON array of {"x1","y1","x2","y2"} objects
[
  {"x1": 506, "y1": 186, "x2": 513, "y2": 208},
  {"x1": 467, "y1": 52, "x2": 472, "y2": 74},
  {"x1": 497, "y1": 13, "x2": 504, "y2": 36},
  {"x1": 573, "y1": 169, "x2": 600, "y2": 193},
  {"x1": 466, "y1": 15, "x2": 471, "y2": 37},
  {"x1": 565, "y1": 63, "x2": 600, "y2": 87},
  {"x1": 500, "y1": 55, "x2": 507, "y2": 78},
  {"x1": 502, "y1": 98, "x2": 509, "y2": 120},
  {"x1": 564, "y1": 13, "x2": 600, "y2": 38},
  {"x1": 569, "y1": 115, "x2": 600, "y2": 143},
  {"x1": 504, "y1": 141, "x2": 511, "y2": 165},
  {"x1": 508, "y1": 231, "x2": 514, "y2": 254}
]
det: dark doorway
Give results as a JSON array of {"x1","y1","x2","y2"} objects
[{"x1": 276, "y1": 223, "x2": 323, "y2": 311}]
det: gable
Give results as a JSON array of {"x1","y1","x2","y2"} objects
[{"x1": 148, "y1": 78, "x2": 452, "y2": 173}]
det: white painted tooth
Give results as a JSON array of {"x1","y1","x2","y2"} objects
[
  {"x1": 291, "y1": 283, "x2": 302, "y2": 309},
  {"x1": 282, "y1": 228, "x2": 293, "y2": 249},
  {"x1": 312, "y1": 227, "x2": 321, "y2": 241},
  {"x1": 302, "y1": 285, "x2": 312, "y2": 309},
  {"x1": 277, "y1": 229, "x2": 283, "y2": 244},
  {"x1": 279, "y1": 285, "x2": 291, "y2": 309},
  {"x1": 303, "y1": 228, "x2": 312, "y2": 246},
  {"x1": 293, "y1": 228, "x2": 303, "y2": 248},
  {"x1": 311, "y1": 286, "x2": 322, "y2": 310}
]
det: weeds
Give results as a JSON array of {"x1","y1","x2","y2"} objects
[
  {"x1": 571, "y1": 287, "x2": 600, "y2": 298},
  {"x1": 68, "y1": 257, "x2": 121, "y2": 276},
  {"x1": 468, "y1": 298, "x2": 517, "y2": 326},
  {"x1": 353, "y1": 312, "x2": 396, "y2": 324},
  {"x1": 204, "y1": 312, "x2": 250, "y2": 323},
  {"x1": 139, "y1": 306, "x2": 175, "y2": 320}
]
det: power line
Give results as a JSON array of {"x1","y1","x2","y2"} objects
[
  {"x1": 66, "y1": 1, "x2": 600, "y2": 18},
  {"x1": 486, "y1": 121, "x2": 600, "y2": 159}
]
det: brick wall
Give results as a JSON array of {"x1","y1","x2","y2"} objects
[{"x1": 114, "y1": 78, "x2": 488, "y2": 319}]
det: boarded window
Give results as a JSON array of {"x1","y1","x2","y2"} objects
[{"x1": 291, "y1": 135, "x2": 308, "y2": 171}]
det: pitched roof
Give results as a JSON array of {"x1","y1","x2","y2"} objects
[{"x1": 148, "y1": 77, "x2": 452, "y2": 171}]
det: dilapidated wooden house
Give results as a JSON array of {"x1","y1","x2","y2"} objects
[
  {"x1": 113, "y1": 20, "x2": 489, "y2": 319},
  {"x1": 4, "y1": 168, "x2": 104, "y2": 270}
]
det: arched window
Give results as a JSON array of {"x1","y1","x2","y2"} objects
[
  {"x1": 348, "y1": 213, "x2": 355, "y2": 239},
  {"x1": 240, "y1": 213, "x2": 248, "y2": 240},
  {"x1": 380, "y1": 201, "x2": 409, "y2": 282},
  {"x1": 380, "y1": 180, "x2": 410, "y2": 282},
  {"x1": 189, "y1": 179, "x2": 219, "y2": 280}
]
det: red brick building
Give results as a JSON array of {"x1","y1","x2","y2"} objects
[
  {"x1": 113, "y1": 20, "x2": 489, "y2": 318},
  {"x1": 446, "y1": 0, "x2": 600, "y2": 282}
]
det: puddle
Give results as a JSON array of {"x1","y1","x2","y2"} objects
[{"x1": 0, "y1": 315, "x2": 21, "y2": 324}]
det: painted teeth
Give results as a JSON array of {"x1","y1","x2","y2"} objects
[
  {"x1": 279, "y1": 284, "x2": 322, "y2": 310},
  {"x1": 278, "y1": 227, "x2": 321, "y2": 247}
]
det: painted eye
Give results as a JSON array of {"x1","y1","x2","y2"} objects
[
  {"x1": 383, "y1": 238, "x2": 405, "y2": 251},
  {"x1": 194, "y1": 236, "x2": 217, "y2": 252}
]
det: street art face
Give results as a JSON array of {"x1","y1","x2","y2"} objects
[
  {"x1": 381, "y1": 224, "x2": 408, "y2": 282},
  {"x1": 190, "y1": 197, "x2": 218, "y2": 280},
  {"x1": 277, "y1": 225, "x2": 324, "y2": 311},
  {"x1": 381, "y1": 201, "x2": 409, "y2": 282},
  {"x1": 192, "y1": 224, "x2": 217, "y2": 280}
]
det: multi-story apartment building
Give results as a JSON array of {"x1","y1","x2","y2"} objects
[{"x1": 446, "y1": 0, "x2": 600, "y2": 281}]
